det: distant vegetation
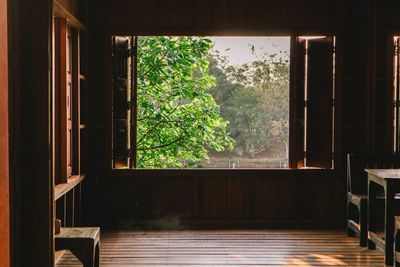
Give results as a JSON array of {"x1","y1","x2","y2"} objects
[
  {"x1": 207, "y1": 48, "x2": 289, "y2": 161},
  {"x1": 136, "y1": 36, "x2": 289, "y2": 168}
]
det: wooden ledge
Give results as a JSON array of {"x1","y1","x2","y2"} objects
[
  {"x1": 54, "y1": 1, "x2": 86, "y2": 30},
  {"x1": 55, "y1": 174, "x2": 85, "y2": 200}
]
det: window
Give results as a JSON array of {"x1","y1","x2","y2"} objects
[
  {"x1": 54, "y1": 18, "x2": 82, "y2": 183},
  {"x1": 111, "y1": 35, "x2": 335, "y2": 169}
]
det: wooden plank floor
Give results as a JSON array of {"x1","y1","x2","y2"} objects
[{"x1": 56, "y1": 230, "x2": 384, "y2": 266}]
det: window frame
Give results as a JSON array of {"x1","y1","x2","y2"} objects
[
  {"x1": 107, "y1": 33, "x2": 338, "y2": 172},
  {"x1": 53, "y1": 17, "x2": 82, "y2": 184}
]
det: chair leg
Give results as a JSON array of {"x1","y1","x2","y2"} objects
[
  {"x1": 347, "y1": 201, "x2": 356, "y2": 237},
  {"x1": 347, "y1": 225, "x2": 356, "y2": 237},
  {"x1": 359, "y1": 201, "x2": 368, "y2": 247}
]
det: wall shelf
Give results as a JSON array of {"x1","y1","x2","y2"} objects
[{"x1": 55, "y1": 174, "x2": 85, "y2": 200}]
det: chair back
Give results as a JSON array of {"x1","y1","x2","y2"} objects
[
  {"x1": 347, "y1": 153, "x2": 368, "y2": 195},
  {"x1": 347, "y1": 153, "x2": 397, "y2": 195}
]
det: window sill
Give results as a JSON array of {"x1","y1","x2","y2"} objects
[
  {"x1": 108, "y1": 168, "x2": 336, "y2": 176},
  {"x1": 55, "y1": 174, "x2": 85, "y2": 200}
]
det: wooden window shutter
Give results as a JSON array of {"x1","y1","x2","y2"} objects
[
  {"x1": 131, "y1": 37, "x2": 137, "y2": 169},
  {"x1": 394, "y1": 37, "x2": 400, "y2": 157},
  {"x1": 305, "y1": 37, "x2": 334, "y2": 168},
  {"x1": 291, "y1": 37, "x2": 306, "y2": 168},
  {"x1": 54, "y1": 18, "x2": 68, "y2": 184},
  {"x1": 112, "y1": 36, "x2": 135, "y2": 169},
  {"x1": 66, "y1": 27, "x2": 73, "y2": 177}
]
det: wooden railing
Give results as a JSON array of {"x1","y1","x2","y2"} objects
[{"x1": 55, "y1": 174, "x2": 85, "y2": 227}]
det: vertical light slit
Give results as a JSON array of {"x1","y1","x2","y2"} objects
[
  {"x1": 304, "y1": 40, "x2": 308, "y2": 167},
  {"x1": 331, "y1": 37, "x2": 336, "y2": 169},
  {"x1": 394, "y1": 37, "x2": 397, "y2": 153}
]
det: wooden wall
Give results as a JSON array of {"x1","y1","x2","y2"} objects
[
  {"x1": 86, "y1": 0, "x2": 382, "y2": 229},
  {"x1": 95, "y1": 0, "x2": 347, "y2": 35},
  {"x1": 0, "y1": 0, "x2": 9, "y2": 265},
  {"x1": 98, "y1": 170, "x2": 342, "y2": 229},
  {"x1": 10, "y1": 0, "x2": 54, "y2": 266},
  {"x1": 4, "y1": 0, "x2": 400, "y2": 265}
]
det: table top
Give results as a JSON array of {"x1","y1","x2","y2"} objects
[{"x1": 365, "y1": 169, "x2": 400, "y2": 179}]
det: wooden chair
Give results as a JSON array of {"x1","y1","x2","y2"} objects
[
  {"x1": 347, "y1": 153, "x2": 370, "y2": 246},
  {"x1": 55, "y1": 227, "x2": 100, "y2": 267},
  {"x1": 347, "y1": 153, "x2": 399, "y2": 247},
  {"x1": 395, "y1": 216, "x2": 400, "y2": 267}
]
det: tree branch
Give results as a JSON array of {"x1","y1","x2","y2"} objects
[
  {"x1": 137, "y1": 135, "x2": 185, "y2": 151},
  {"x1": 136, "y1": 106, "x2": 179, "y2": 145}
]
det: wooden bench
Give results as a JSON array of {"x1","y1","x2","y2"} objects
[{"x1": 55, "y1": 227, "x2": 100, "y2": 267}]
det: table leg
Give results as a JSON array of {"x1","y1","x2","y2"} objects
[
  {"x1": 368, "y1": 179, "x2": 377, "y2": 249},
  {"x1": 385, "y1": 184, "x2": 395, "y2": 266}
]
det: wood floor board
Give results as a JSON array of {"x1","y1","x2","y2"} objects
[{"x1": 56, "y1": 230, "x2": 384, "y2": 266}]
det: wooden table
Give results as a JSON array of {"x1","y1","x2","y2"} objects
[{"x1": 366, "y1": 169, "x2": 400, "y2": 266}]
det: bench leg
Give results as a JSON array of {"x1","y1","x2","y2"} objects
[
  {"x1": 95, "y1": 243, "x2": 100, "y2": 267},
  {"x1": 71, "y1": 247, "x2": 95, "y2": 267}
]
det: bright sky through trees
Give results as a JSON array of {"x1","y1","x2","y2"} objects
[{"x1": 210, "y1": 37, "x2": 290, "y2": 65}]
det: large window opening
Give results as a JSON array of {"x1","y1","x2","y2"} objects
[{"x1": 111, "y1": 35, "x2": 335, "y2": 170}]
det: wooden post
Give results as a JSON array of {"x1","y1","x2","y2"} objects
[
  {"x1": 19, "y1": 0, "x2": 54, "y2": 265},
  {"x1": 0, "y1": 0, "x2": 10, "y2": 266}
]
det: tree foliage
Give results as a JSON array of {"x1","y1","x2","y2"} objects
[
  {"x1": 136, "y1": 36, "x2": 234, "y2": 168},
  {"x1": 208, "y1": 50, "x2": 290, "y2": 159},
  {"x1": 136, "y1": 36, "x2": 290, "y2": 168}
]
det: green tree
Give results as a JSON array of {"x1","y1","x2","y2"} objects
[
  {"x1": 208, "y1": 49, "x2": 290, "y2": 159},
  {"x1": 136, "y1": 36, "x2": 234, "y2": 168}
]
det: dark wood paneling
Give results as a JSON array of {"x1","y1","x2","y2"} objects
[
  {"x1": 150, "y1": 177, "x2": 195, "y2": 220},
  {"x1": 194, "y1": 0, "x2": 211, "y2": 30},
  {"x1": 97, "y1": 170, "x2": 342, "y2": 229},
  {"x1": 211, "y1": 0, "x2": 229, "y2": 32},
  {"x1": 87, "y1": 0, "x2": 389, "y2": 229},
  {"x1": 252, "y1": 177, "x2": 279, "y2": 220},
  {"x1": 18, "y1": 0, "x2": 54, "y2": 265},
  {"x1": 0, "y1": 0, "x2": 9, "y2": 265},
  {"x1": 99, "y1": 0, "x2": 342, "y2": 35}
]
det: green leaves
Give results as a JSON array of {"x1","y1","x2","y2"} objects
[
  {"x1": 136, "y1": 36, "x2": 234, "y2": 168},
  {"x1": 135, "y1": 36, "x2": 289, "y2": 168},
  {"x1": 207, "y1": 48, "x2": 290, "y2": 159}
]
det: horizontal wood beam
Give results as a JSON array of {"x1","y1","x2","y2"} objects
[{"x1": 54, "y1": 0, "x2": 85, "y2": 30}]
